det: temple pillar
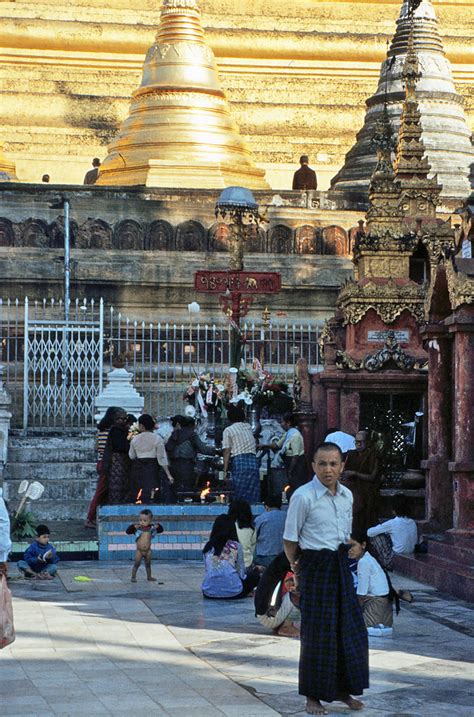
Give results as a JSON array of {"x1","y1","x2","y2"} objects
[
  {"x1": 340, "y1": 389, "x2": 359, "y2": 435},
  {"x1": 326, "y1": 386, "x2": 341, "y2": 433},
  {"x1": 421, "y1": 325, "x2": 453, "y2": 530},
  {"x1": 447, "y1": 313, "x2": 474, "y2": 534}
]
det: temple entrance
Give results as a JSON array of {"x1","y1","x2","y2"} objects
[{"x1": 359, "y1": 392, "x2": 424, "y2": 487}]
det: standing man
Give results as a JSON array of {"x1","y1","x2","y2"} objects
[
  {"x1": 83, "y1": 157, "x2": 101, "y2": 185},
  {"x1": 266, "y1": 413, "x2": 308, "y2": 500},
  {"x1": 283, "y1": 442, "x2": 368, "y2": 715},
  {"x1": 342, "y1": 430, "x2": 380, "y2": 535},
  {"x1": 292, "y1": 155, "x2": 317, "y2": 191}
]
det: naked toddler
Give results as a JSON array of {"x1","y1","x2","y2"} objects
[{"x1": 126, "y1": 509, "x2": 163, "y2": 582}]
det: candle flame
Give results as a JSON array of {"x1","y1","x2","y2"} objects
[{"x1": 136, "y1": 489, "x2": 143, "y2": 504}]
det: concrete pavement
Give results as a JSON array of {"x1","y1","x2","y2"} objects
[{"x1": 2, "y1": 560, "x2": 474, "y2": 716}]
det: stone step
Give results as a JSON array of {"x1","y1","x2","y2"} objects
[
  {"x1": 10, "y1": 499, "x2": 93, "y2": 521},
  {"x1": 393, "y1": 553, "x2": 474, "y2": 603},
  {"x1": 8, "y1": 446, "x2": 96, "y2": 463},
  {"x1": 6, "y1": 462, "x2": 97, "y2": 483},
  {"x1": 425, "y1": 537, "x2": 474, "y2": 568}
]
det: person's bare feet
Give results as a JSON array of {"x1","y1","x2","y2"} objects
[
  {"x1": 131, "y1": 577, "x2": 137, "y2": 583},
  {"x1": 306, "y1": 698, "x2": 328, "y2": 715},
  {"x1": 337, "y1": 694, "x2": 364, "y2": 710},
  {"x1": 147, "y1": 576, "x2": 157, "y2": 582},
  {"x1": 276, "y1": 620, "x2": 300, "y2": 638}
]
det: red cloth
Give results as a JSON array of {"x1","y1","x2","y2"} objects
[{"x1": 86, "y1": 463, "x2": 108, "y2": 523}]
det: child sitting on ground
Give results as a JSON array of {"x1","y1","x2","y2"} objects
[
  {"x1": 17, "y1": 524, "x2": 59, "y2": 580},
  {"x1": 349, "y1": 531, "x2": 406, "y2": 636},
  {"x1": 126, "y1": 509, "x2": 163, "y2": 583}
]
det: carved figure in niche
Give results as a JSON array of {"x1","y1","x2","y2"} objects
[
  {"x1": 175, "y1": 220, "x2": 205, "y2": 251},
  {"x1": 146, "y1": 220, "x2": 173, "y2": 250},
  {"x1": 49, "y1": 218, "x2": 78, "y2": 249},
  {"x1": 268, "y1": 224, "x2": 293, "y2": 254},
  {"x1": 0, "y1": 218, "x2": 15, "y2": 247},
  {"x1": 208, "y1": 222, "x2": 230, "y2": 252},
  {"x1": 21, "y1": 219, "x2": 50, "y2": 248},
  {"x1": 295, "y1": 225, "x2": 322, "y2": 254},
  {"x1": 323, "y1": 225, "x2": 348, "y2": 256},
  {"x1": 77, "y1": 218, "x2": 113, "y2": 250},
  {"x1": 113, "y1": 220, "x2": 144, "y2": 250},
  {"x1": 245, "y1": 225, "x2": 264, "y2": 253}
]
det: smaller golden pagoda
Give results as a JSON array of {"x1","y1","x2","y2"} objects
[
  {"x1": 97, "y1": 0, "x2": 269, "y2": 190},
  {"x1": 0, "y1": 145, "x2": 18, "y2": 182}
]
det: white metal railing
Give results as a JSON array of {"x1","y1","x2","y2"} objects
[{"x1": 0, "y1": 297, "x2": 321, "y2": 428}]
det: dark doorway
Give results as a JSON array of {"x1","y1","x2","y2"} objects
[{"x1": 359, "y1": 392, "x2": 424, "y2": 486}]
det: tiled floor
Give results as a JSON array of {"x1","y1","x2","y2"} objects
[{"x1": 3, "y1": 560, "x2": 474, "y2": 716}]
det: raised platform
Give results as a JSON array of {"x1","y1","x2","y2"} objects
[
  {"x1": 393, "y1": 534, "x2": 474, "y2": 603},
  {"x1": 98, "y1": 503, "x2": 267, "y2": 561}
]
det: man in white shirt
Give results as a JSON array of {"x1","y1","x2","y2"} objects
[
  {"x1": 367, "y1": 493, "x2": 418, "y2": 570},
  {"x1": 283, "y1": 443, "x2": 368, "y2": 715}
]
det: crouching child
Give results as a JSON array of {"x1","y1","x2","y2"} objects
[{"x1": 17, "y1": 524, "x2": 59, "y2": 580}]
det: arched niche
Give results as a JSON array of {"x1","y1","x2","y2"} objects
[
  {"x1": 175, "y1": 220, "x2": 206, "y2": 251},
  {"x1": 322, "y1": 225, "x2": 348, "y2": 255},
  {"x1": 21, "y1": 218, "x2": 50, "y2": 248},
  {"x1": 77, "y1": 218, "x2": 113, "y2": 250},
  {"x1": 268, "y1": 224, "x2": 293, "y2": 254},
  {"x1": 295, "y1": 225, "x2": 322, "y2": 254},
  {"x1": 208, "y1": 222, "x2": 231, "y2": 252},
  {"x1": 145, "y1": 220, "x2": 173, "y2": 250},
  {"x1": 113, "y1": 220, "x2": 144, "y2": 251},
  {"x1": 0, "y1": 218, "x2": 15, "y2": 247}
]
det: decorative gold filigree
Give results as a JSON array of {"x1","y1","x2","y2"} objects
[
  {"x1": 335, "y1": 351, "x2": 362, "y2": 371},
  {"x1": 337, "y1": 278, "x2": 425, "y2": 325}
]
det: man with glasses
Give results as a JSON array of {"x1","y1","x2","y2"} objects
[{"x1": 342, "y1": 430, "x2": 380, "y2": 534}]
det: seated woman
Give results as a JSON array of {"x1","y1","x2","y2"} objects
[
  {"x1": 254, "y1": 552, "x2": 300, "y2": 637},
  {"x1": 201, "y1": 515, "x2": 260, "y2": 599},
  {"x1": 349, "y1": 531, "x2": 399, "y2": 634},
  {"x1": 227, "y1": 500, "x2": 256, "y2": 569}
]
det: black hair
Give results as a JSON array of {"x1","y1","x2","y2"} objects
[
  {"x1": 92, "y1": 157, "x2": 101, "y2": 167},
  {"x1": 313, "y1": 441, "x2": 343, "y2": 460},
  {"x1": 35, "y1": 524, "x2": 50, "y2": 536},
  {"x1": 98, "y1": 406, "x2": 125, "y2": 430},
  {"x1": 138, "y1": 414, "x2": 155, "y2": 431},
  {"x1": 140, "y1": 509, "x2": 153, "y2": 519},
  {"x1": 350, "y1": 529, "x2": 368, "y2": 546},
  {"x1": 227, "y1": 405, "x2": 246, "y2": 424},
  {"x1": 203, "y1": 514, "x2": 238, "y2": 557},
  {"x1": 282, "y1": 413, "x2": 298, "y2": 427},
  {"x1": 264, "y1": 494, "x2": 282, "y2": 510},
  {"x1": 228, "y1": 500, "x2": 254, "y2": 529},
  {"x1": 391, "y1": 493, "x2": 411, "y2": 518}
]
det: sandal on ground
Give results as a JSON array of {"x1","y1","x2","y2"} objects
[{"x1": 398, "y1": 589, "x2": 414, "y2": 603}]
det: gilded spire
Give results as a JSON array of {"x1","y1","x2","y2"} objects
[
  {"x1": 97, "y1": 0, "x2": 269, "y2": 189},
  {"x1": 0, "y1": 144, "x2": 18, "y2": 182}
]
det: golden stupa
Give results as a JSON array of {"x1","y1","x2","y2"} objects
[
  {"x1": 0, "y1": 145, "x2": 17, "y2": 182},
  {"x1": 97, "y1": 0, "x2": 269, "y2": 189}
]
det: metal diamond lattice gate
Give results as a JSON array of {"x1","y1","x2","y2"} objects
[{"x1": 23, "y1": 298, "x2": 104, "y2": 430}]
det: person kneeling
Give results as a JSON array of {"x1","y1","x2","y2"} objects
[
  {"x1": 349, "y1": 531, "x2": 398, "y2": 636},
  {"x1": 201, "y1": 515, "x2": 260, "y2": 599},
  {"x1": 254, "y1": 552, "x2": 300, "y2": 637}
]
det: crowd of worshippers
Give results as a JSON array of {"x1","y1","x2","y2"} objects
[{"x1": 84, "y1": 405, "x2": 309, "y2": 527}]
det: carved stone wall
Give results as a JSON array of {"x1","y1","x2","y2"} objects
[{"x1": 0, "y1": 216, "x2": 350, "y2": 255}]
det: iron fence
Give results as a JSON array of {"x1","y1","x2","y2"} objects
[{"x1": 0, "y1": 298, "x2": 321, "y2": 429}]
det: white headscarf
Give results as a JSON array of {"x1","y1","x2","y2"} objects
[{"x1": 0, "y1": 489, "x2": 12, "y2": 562}]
